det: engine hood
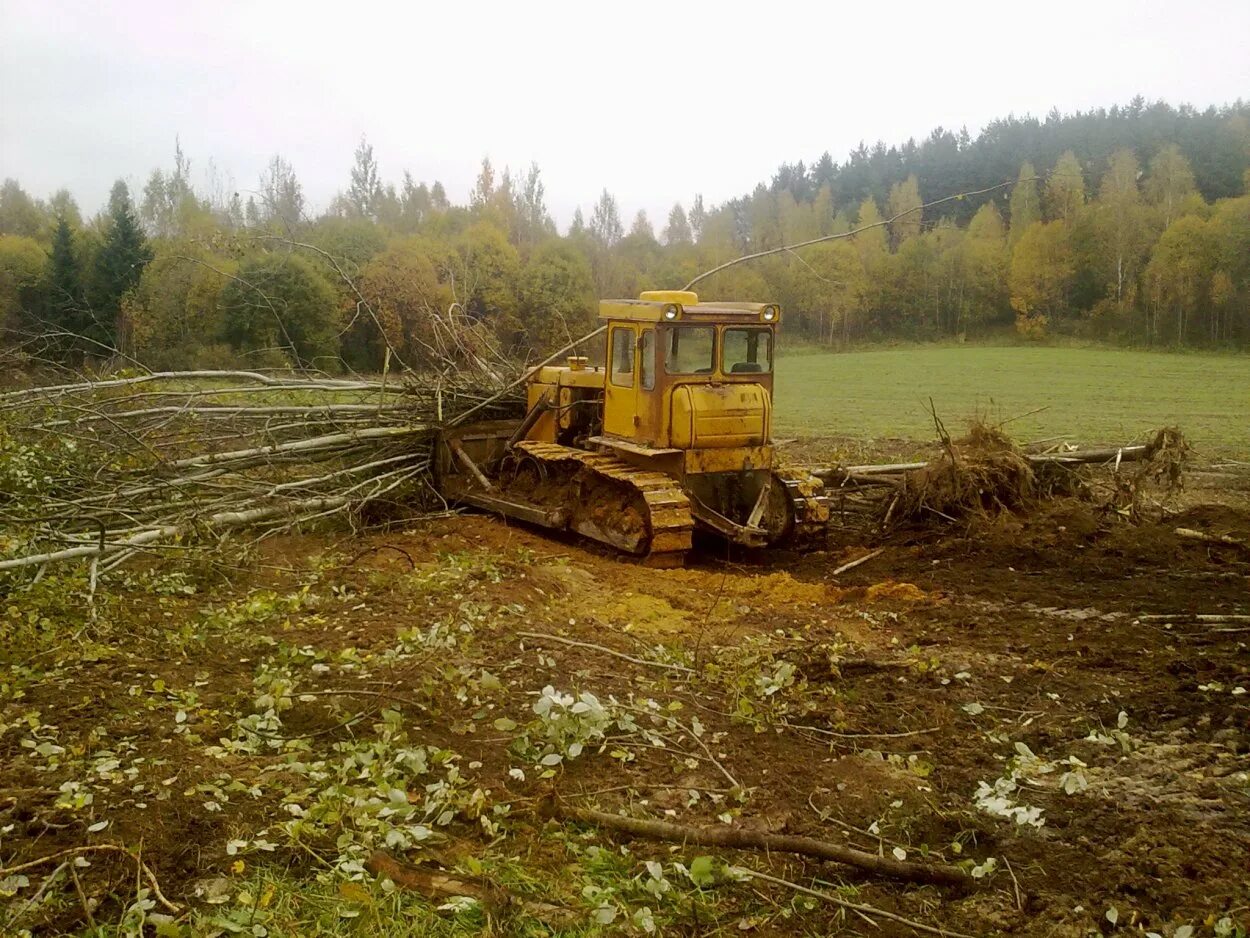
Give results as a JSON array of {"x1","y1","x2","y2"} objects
[{"x1": 669, "y1": 383, "x2": 770, "y2": 449}]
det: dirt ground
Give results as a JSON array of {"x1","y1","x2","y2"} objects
[{"x1": 2, "y1": 440, "x2": 1248, "y2": 936}]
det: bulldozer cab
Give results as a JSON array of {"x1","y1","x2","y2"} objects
[{"x1": 599, "y1": 291, "x2": 779, "y2": 452}]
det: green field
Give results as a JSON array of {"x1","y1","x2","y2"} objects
[{"x1": 773, "y1": 346, "x2": 1250, "y2": 455}]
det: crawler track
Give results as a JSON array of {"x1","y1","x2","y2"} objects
[{"x1": 512, "y1": 441, "x2": 694, "y2": 566}]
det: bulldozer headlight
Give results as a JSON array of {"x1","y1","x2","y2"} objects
[
  {"x1": 663, "y1": 305, "x2": 679, "y2": 320},
  {"x1": 762, "y1": 306, "x2": 778, "y2": 322}
]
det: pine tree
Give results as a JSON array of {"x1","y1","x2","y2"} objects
[
  {"x1": 92, "y1": 180, "x2": 152, "y2": 353},
  {"x1": 43, "y1": 216, "x2": 84, "y2": 357}
]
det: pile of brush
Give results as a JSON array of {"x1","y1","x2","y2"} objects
[{"x1": 0, "y1": 363, "x2": 529, "y2": 576}]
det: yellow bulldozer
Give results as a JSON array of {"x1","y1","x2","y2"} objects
[{"x1": 435, "y1": 291, "x2": 828, "y2": 566}]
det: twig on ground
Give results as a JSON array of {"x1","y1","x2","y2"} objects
[
  {"x1": 517, "y1": 631, "x2": 694, "y2": 674},
  {"x1": 365, "y1": 851, "x2": 576, "y2": 927},
  {"x1": 830, "y1": 548, "x2": 884, "y2": 577},
  {"x1": 0, "y1": 844, "x2": 181, "y2": 913},
  {"x1": 3, "y1": 861, "x2": 70, "y2": 933},
  {"x1": 1137, "y1": 613, "x2": 1250, "y2": 624},
  {"x1": 1175, "y1": 528, "x2": 1250, "y2": 552},
  {"x1": 785, "y1": 721, "x2": 940, "y2": 740},
  {"x1": 365, "y1": 851, "x2": 507, "y2": 909},
  {"x1": 567, "y1": 784, "x2": 733, "y2": 798},
  {"x1": 1003, "y1": 856, "x2": 1024, "y2": 913},
  {"x1": 70, "y1": 863, "x2": 97, "y2": 928},
  {"x1": 616, "y1": 702, "x2": 741, "y2": 791}
]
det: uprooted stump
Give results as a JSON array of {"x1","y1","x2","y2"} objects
[
  {"x1": 881, "y1": 424, "x2": 1189, "y2": 531},
  {"x1": 887, "y1": 423, "x2": 1037, "y2": 527}
]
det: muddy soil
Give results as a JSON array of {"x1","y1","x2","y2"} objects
[{"x1": 2, "y1": 451, "x2": 1247, "y2": 936}]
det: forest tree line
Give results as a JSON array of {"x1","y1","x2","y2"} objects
[{"x1": 1, "y1": 97, "x2": 1249, "y2": 373}]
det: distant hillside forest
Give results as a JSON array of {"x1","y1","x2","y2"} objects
[{"x1": 1, "y1": 97, "x2": 1249, "y2": 371}]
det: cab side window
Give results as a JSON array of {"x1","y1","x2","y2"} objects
[{"x1": 610, "y1": 326, "x2": 635, "y2": 387}]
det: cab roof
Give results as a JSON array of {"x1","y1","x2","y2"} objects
[{"x1": 599, "y1": 291, "x2": 780, "y2": 323}]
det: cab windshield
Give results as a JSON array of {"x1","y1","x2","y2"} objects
[
  {"x1": 664, "y1": 326, "x2": 715, "y2": 374},
  {"x1": 722, "y1": 328, "x2": 773, "y2": 374}
]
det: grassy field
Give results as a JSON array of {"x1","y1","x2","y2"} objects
[{"x1": 774, "y1": 346, "x2": 1250, "y2": 455}]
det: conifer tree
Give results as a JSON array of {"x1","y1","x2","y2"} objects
[
  {"x1": 43, "y1": 216, "x2": 84, "y2": 356},
  {"x1": 92, "y1": 180, "x2": 152, "y2": 352}
]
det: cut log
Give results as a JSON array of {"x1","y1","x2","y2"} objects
[{"x1": 813, "y1": 444, "x2": 1154, "y2": 486}]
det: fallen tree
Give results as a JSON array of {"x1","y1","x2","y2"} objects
[{"x1": 814, "y1": 443, "x2": 1155, "y2": 487}]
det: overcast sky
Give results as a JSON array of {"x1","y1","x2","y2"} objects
[{"x1": 2, "y1": 0, "x2": 1248, "y2": 230}]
